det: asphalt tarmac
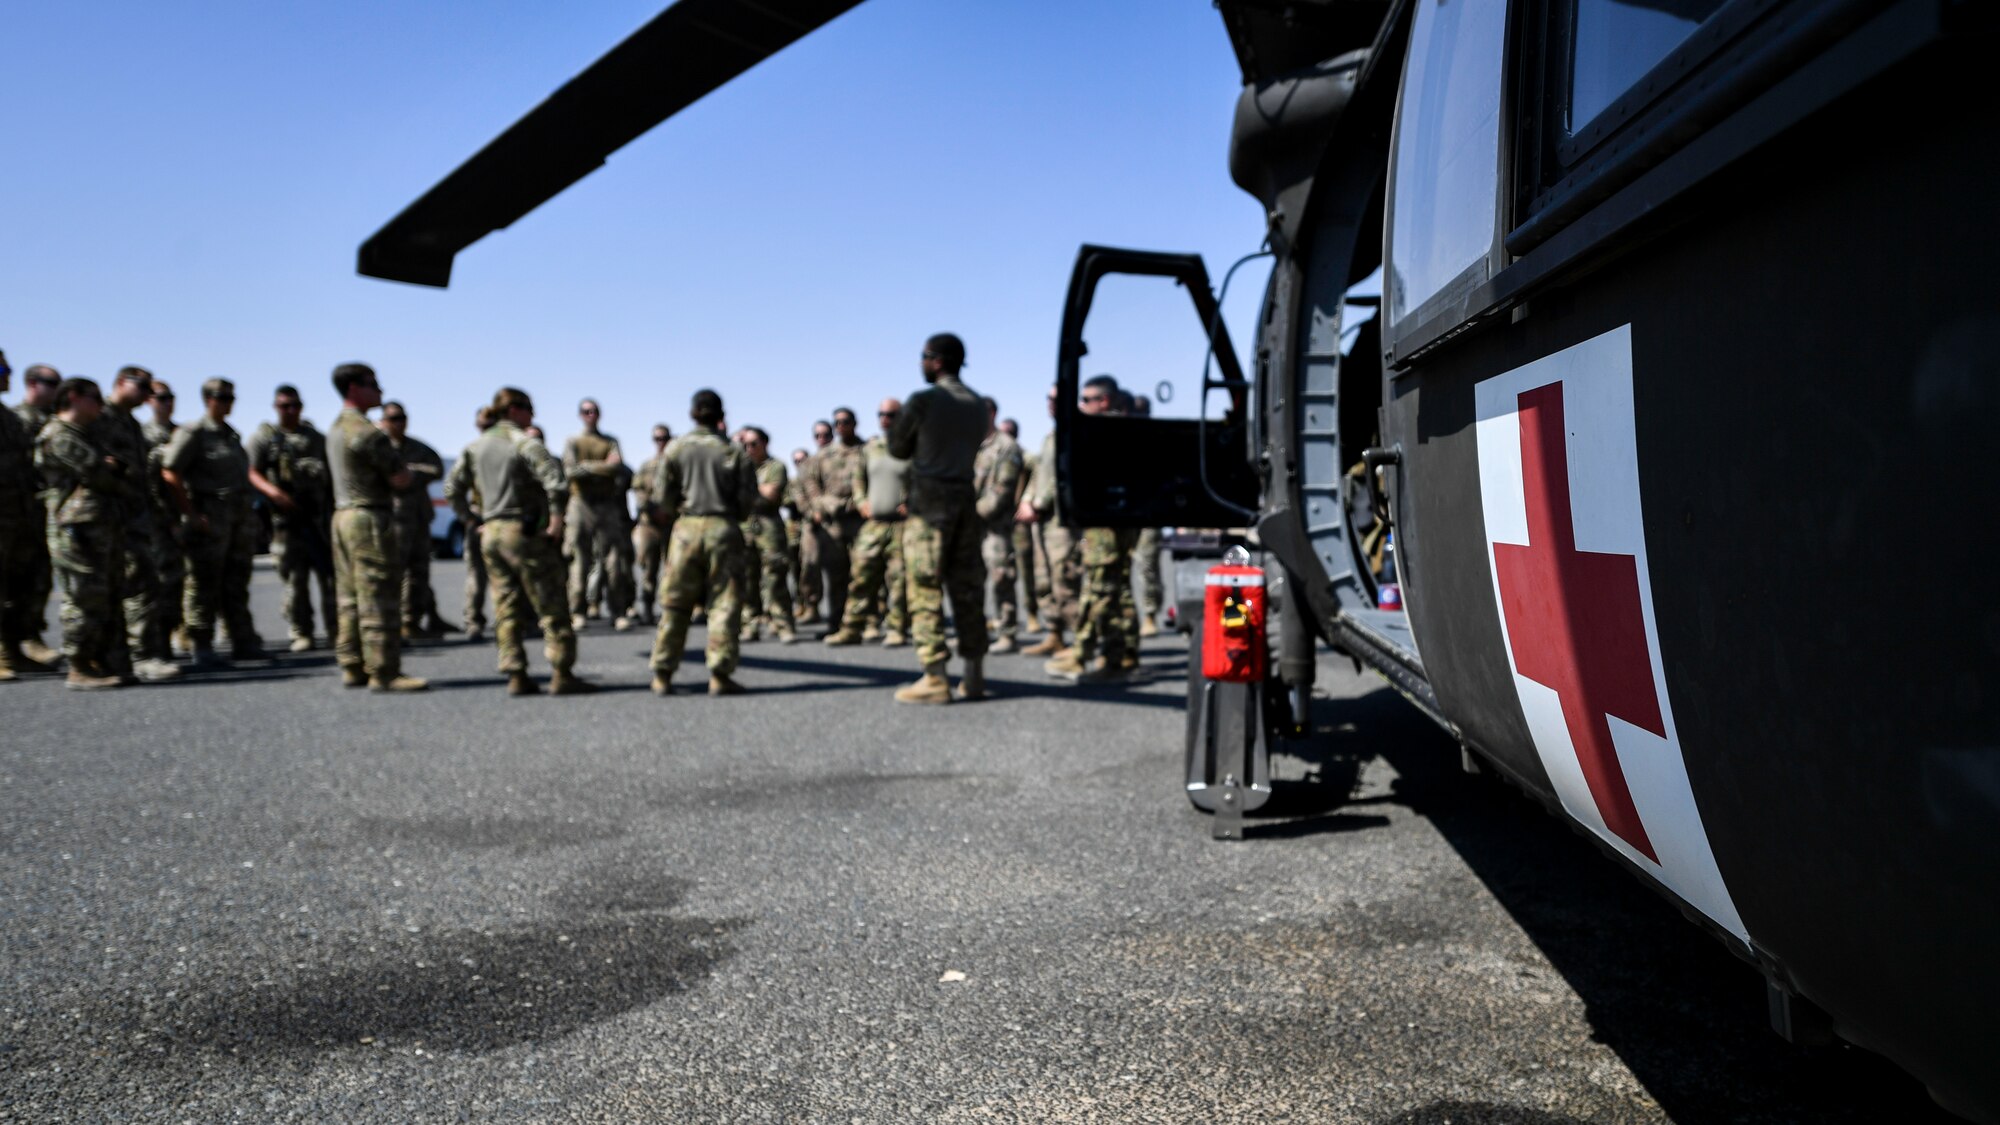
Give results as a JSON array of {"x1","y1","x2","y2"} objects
[{"x1": 0, "y1": 559, "x2": 1960, "y2": 1123}]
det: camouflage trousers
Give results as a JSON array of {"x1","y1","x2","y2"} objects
[
  {"x1": 981, "y1": 524, "x2": 1019, "y2": 640},
  {"x1": 25, "y1": 505, "x2": 51, "y2": 643},
  {"x1": 808, "y1": 514, "x2": 860, "y2": 630},
  {"x1": 794, "y1": 516, "x2": 820, "y2": 618},
  {"x1": 0, "y1": 512, "x2": 44, "y2": 651},
  {"x1": 273, "y1": 518, "x2": 334, "y2": 642},
  {"x1": 483, "y1": 518, "x2": 574, "y2": 674},
  {"x1": 463, "y1": 522, "x2": 489, "y2": 631},
  {"x1": 740, "y1": 514, "x2": 794, "y2": 631},
  {"x1": 566, "y1": 496, "x2": 633, "y2": 619},
  {"x1": 332, "y1": 507, "x2": 404, "y2": 680},
  {"x1": 48, "y1": 520, "x2": 126, "y2": 673},
  {"x1": 903, "y1": 485, "x2": 987, "y2": 668},
  {"x1": 650, "y1": 515, "x2": 744, "y2": 678},
  {"x1": 153, "y1": 515, "x2": 185, "y2": 646},
  {"x1": 1035, "y1": 523, "x2": 1081, "y2": 636},
  {"x1": 396, "y1": 518, "x2": 437, "y2": 630},
  {"x1": 633, "y1": 519, "x2": 664, "y2": 617},
  {"x1": 117, "y1": 510, "x2": 169, "y2": 665},
  {"x1": 847, "y1": 517, "x2": 907, "y2": 636},
  {"x1": 1132, "y1": 527, "x2": 1163, "y2": 618},
  {"x1": 1012, "y1": 523, "x2": 1037, "y2": 625},
  {"x1": 1075, "y1": 526, "x2": 1139, "y2": 665},
  {"x1": 183, "y1": 493, "x2": 259, "y2": 649}
]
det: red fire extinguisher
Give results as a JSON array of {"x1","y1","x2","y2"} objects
[{"x1": 1201, "y1": 562, "x2": 1266, "y2": 683}]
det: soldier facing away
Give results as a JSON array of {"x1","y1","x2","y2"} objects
[
  {"x1": 887, "y1": 332, "x2": 990, "y2": 704},
  {"x1": 1019, "y1": 385, "x2": 1080, "y2": 658},
  {"x1": 648, "y1": 389, "x2": 756, "y2": 697},
  {"x1": 447, "y1": 405, "x2": 498, "y2": 642},
  {"x1": 246, "y1": 383, "x2": 335, "y2": 652},
  {"x1": 161, "y1": 377, "x2": 263, "y2": 664},
  {"x1": 379, "y1": 401, "x2": 452, "y2": 638},
  {"x1": 449, "y1": 388, "x2": 595, "y2": 696},
  {"x1": 325, "y1": 364, "x2": 425, "y2": 693},
  {"x1": 34, "y1": 377, "x2": 129, "y2": 690}
]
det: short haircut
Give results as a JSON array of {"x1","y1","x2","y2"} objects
[
  {"x1": 331, "y1": 363, "x2": 376, "y2": 397},
  {"x1": 55, "y1": 377, "x2": 101, "y2": 412},
  {"x1": 493, "y1": 386, "x2": 533, "y2": 415},
  {"x1": 202, "y1": 377, "x2": 235, "y2": 401},
  {"x1": 999, "y1": 417, "x2": 1019, "y2": 436},
  {"x1": 1116, "y1": 390, "x2": 1135, "y2": 413},
  {"x1": 691, "y1": 388, "x2": 724, "y2": 426},
  {"x1": 151, "y1": 379, "x2": 174, "y2": 399},
  {"x1": 579, "y1": 398, "x2": 599, "y2": 413},
  {"x1": 475, "y1": 406, "x2": 497, "y2": 430},
  {"x1": 382, "y1": 400, "x2": 406, "y2": 417},
  {"x1": 791, "y1": 447, "x2": 808, "y2": 461},
  {"x1": 273, "y1": 383, "x2": 300, "y2": 401},
  {"x1": 1083, "y1": 373, "x2": 1120, "y2": 395},
  {"x1": 24, "y1": 364, "x2": 60, "y2": 385},
  {"x1": 980, "y1": 395, "x2": 997, "y2": 414},
  {"x1": 831, "y1": 407, "x2": 856, "y2": 424},
  {"x1": 925, "y1": 332, "x2": 966, "y2": 371},
  {"x1": 813, "y1": 420, "x2": 831, "y2": 433},
  {"x1": 652, "y1": 423, "x2": 671, "y2": 440},
  {"x1": 742, "y1": 426, "x2": 769, "y2": 444},
  {"x1": 115, "y1": 365, "x2": 154, "y2": 387}
]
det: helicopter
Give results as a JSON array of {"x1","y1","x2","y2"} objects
[{"x1": 357, "y1": 0, "x2": 1999, "y2": 1119}]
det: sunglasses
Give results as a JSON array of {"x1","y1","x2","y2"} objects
[
  {"x1": 383, "y1": 415, "x2": 407, "y2": 423},
  {"x1": 153, "y1": 393, "x2": 175, "y2": 402},
  {"x1": 921, "y1": 351, "x2": 938, "y2": 360},
  {"x1": 212, "y1": 394, "x2": 236, "y2": 402},
  {"x1": 878, "y1": 411, "x2": 899, "y2": 418}
]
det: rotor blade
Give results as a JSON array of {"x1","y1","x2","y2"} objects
[{"x1": 358, "y1": 0, "x2": 864, "y2": 287}]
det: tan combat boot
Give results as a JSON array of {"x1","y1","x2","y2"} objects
[
  {"x1": 21, "y1": 638, "x2": 61, "y2": 667},
  {"x1": 775, "y1": 625, "x2": 800, "y2": 645},
  {"x1": 1075, "y1": 657, "x2": 1131, "y2": 685},
  {"x1": 1025, "y1": 612, "x2": 1042, "y2": 633},
  {"x1": 1139, "y1": 617, "x2": 1160, "y2": 638},
  {"x1": 507, "y1": 672, "x2": 539, "y2": 696},
  {"x1": 341, "y1": 666, "x2": 369, "y2": 689},
  {"x1": 955, "y1": 657, "x2": 987, "y2": 702},
  {"x1": 650, "y1": 674, "x2": 673, "y2": 696},
  {"x1": 1043, "y1": 650, "x2": 1085, "y2": 681},
  {"x1": 708, "y1": 673, "x2": 746, "y2": 696},
  {"x1": 894, "y1": 662, "x2": 953, "y2": 705},
  {"x1": 370, "y1": 674, "x2": 430, "y2": 693},
  {"x1": 822, "y1": 627, "x2": 863, "y2": 647},
  {"x1": 880, "y1": 629, "x2": 907, "y2": 648},
  {"x1": 0, "y1": 648, "x2": 17, "y2": 683},
  {"x1": 1021, "y1": 632, "x2": 1066, "y2": 657},
  {"x1": 989, "y1": 635, "x2": 1017, "y2": 654},
  {"x1": 860, "y1": 624, "x2": 883, "y2": 642},
  {"x1": 289, "y1": 634, "x2": 314, "y2": 653},
  {"x1": 66, "y1": 665, "x2": 122, "y2": 691},
  {"x1": 549, "y1": 671, "x2": 598, "y2": 696}
]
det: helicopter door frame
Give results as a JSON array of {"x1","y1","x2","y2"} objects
[{"x1": 1054, "y1": 245, "x2": 1260, "y2": 529}]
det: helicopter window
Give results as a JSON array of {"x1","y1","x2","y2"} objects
[
  {"x1": 1075, "y1": 273, "x2": 1262, "y2": 423},
  {"x1": 1385, "y1": 0, "x2": 1510, "y2": 328},
  {"x1": 1567, "y1": 0, "x2": 1728, "y2": 136}
]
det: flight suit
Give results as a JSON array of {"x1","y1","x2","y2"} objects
[
  {"x1": 972, "y1": 430, "x2": 1024, "y2": 642},
  {"x1": 563, "y1": 430, "x2": 634, "y2": 621},
  {"x1": 649, "y1": 430, "x2": 756, "y2": 681},
  {"x1": 163, "y1": 415, "x2": 261, "y2": 655},
  {"x1": 889, "y1": 374, "x2": 989, "y2": 671},
  {"x1": 36, "y1": 418, "x2": 133, "y2": 675},
  {"x1": 449, "y1": 422, "x2": 574, "y2": 677},
  {"x1": 801, "y1": 437, "x2": 866, "y2": 629},
  {"x1": 388, "y1": 433, "x2": 444, "y2": 632},
  {"x1": 246, "y1": 420, "x2": 335, "y2": 645}
]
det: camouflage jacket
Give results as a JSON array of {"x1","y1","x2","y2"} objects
[
  {"x1": 389, "y1": 434, "x2": 443, "y2": 528},
  {"x1": 94, "y1": 405, "x2": 155, "y2": 519},
  {"x1": 563, "y1": 431, "x2": 624, "y2": 503},
  {"x1": 802, "y1": 438, "x2": 865, "y2": 520},
  {"x1": 972, "y1": 430, "x2": 1024, "y2": 528},
  {"x1": 162, "y1": 414, "x2": 249, "y2": 499},
  {"x1": 654, "y1": 430, "x2": 756, "y2": 522},
  {"x1": 450, "y1": 420, "x2": 566, "y2": 528},
  {"x1": 36, "y1": 417, "x2": 133, "y2": 525},
  {"x1": 326, "y1": 407, "x2": 403, "y2": 511},
  {"x1": 245, "y1": 420, "x2": 333, "y2": 518}
]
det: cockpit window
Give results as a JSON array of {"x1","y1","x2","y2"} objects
[
  {"x1": 1568, "y1": 0, "x2": 1728, "y2": 136},
  {"x1": 1386, "y1": 0, "x2": 1510, "y2": 327}
]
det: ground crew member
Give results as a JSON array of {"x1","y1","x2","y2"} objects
[
  {"x1": 98, "y1": 367, "x2": 180, "y2": 682},
  {"x1": 648, "y1": 389, "x2": 754, "y2": 697},
  {"x1": 162, "y1": 378, "x2": 264, "y2": 664},
  {"x1": 1019, "y1": 385, "x2": 1079, "y2": 657},
  {"x1": 142, "y1": 379, "x2": 187, "y2": 654},
  {"x1": 631, "y1": 424, "x2": 671, "y2": 626},
  {"x1": 0, "y1": 353, "x2": 51, "y2": 681},
  {"x1": 450, "y1": 388, "x2": 595, "y2": 696},
  {"x1": 736, "y1": 426, "x2": 798, "y2": 644},
  {"x1": 246, "y1": 384, "x2": 335, "y2": 652},
  {"x1": 379, "y1": 401, "x2": 450, "y2": 638},
  {"x1": 325, "y1": 364, "x2": 425, "y2": 693},
  {"x1": 787, "y1": 442, "x2": 817, "y2": 621},
  {"x1": 802, "y1": 411, "x2": 865, "y2": 631},
  {"x1": 973, "y1": 396, "x2": 1024, "y2": 653},
  {"x1": 1046, "y1": 375, "x2": 1138, "y2": 684},
  {"x1": 1001, "y1": 417, "x2": 1040, "y2": 633},
  {"x1": 888, "y1": 333, "x2": 988, "y2": 704},
  {"x1": 34, "y1": 377, "x2": 128, "y2": 690},
  {"x1": 825, "y1": 399, "x2": 910, "y2": 647},
  {"x1": 14, "y1": 364, "x2": 62, "y2": 667},
  {"x1": 562, "y1": 398, "x2": 635, "y2": 631},
  {"x1": 447, "y1": 406, "x2": 497, "y2": 642}
]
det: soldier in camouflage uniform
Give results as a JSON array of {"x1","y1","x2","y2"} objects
[
  {"x1": 0, "y1": 353, "x2": 51, "y2": 681},
  {"x1": 98, "y1": 367, "x2": 180, "y2": 682},
  {"x1": 142, "y1": 380, "x2": 188, "y2": 655},
  {"x1": 824, "y1": 400, "x2": 910, "y2": 647},
  {"x1": 1019, "y1": 385, "x2": 1079, "y2": 658},
  {"x1": 735, "y1": 427, "x2": 797, "y2": 644},
  {"x1": 378, "y1": 402, "x2": 450, "y2": 638},
  {"x1": 1127, "y1": 395, "x2": 1163, "y2": 636},
  {"x1": 35, "y1": 378, "x2": 128, "y2": 690},
  {"x1": 647, "y1": 390, "x2": 755, "y2": 696},
  {"x1": 630, "y1": 424, "x2": 671, "y2": 625},
  {"x1": 447, "y1": 406, "x2": 497, "y2": 641},
  {"x1": 1001, "y1": 418, "x2": 1041, "y2": 634},
  {"x1": 246, "y1": 384, "x2": 335, "y2": 652},
  {"x1": 888, "y1": 334, "x2": 989, "y2": 704},
  {"x1": 162, "y1": 378, "x2": 263, "y2": 663},
  {"x1": 14, "y1": 364, "x2": 62, "y2": 667},
  {"x1": 972, "y1": 397, "x2": 1025, "y2": 653},
  {"x1": 450, "y1": 388, "x2": 595, "y2": 695},
  {"x1": 562, "y1": 399, "x2": 635, "y2": 631},
  {"x1": 793, "y1": 427, "x2": 830, "y2": 622},
  {"x1": 800, "y1": 411, "x2": 865, "y2": 632},
  {"x1": 324, "y1": 364, "x2": 425, "y2": 693},
  {"x1": 1045, "y1": 375, "x2": 1138, "y2": 684}
]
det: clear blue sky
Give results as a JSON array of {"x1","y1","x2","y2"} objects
[{"x1": 2, "y1": 1, "x2": 1273, "y2": 456}]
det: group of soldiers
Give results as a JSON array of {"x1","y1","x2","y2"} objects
[{"x1": 0, "y1": 334, "x2": 1167, "y2": 701}]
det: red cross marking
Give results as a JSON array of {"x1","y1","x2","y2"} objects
[{"x1": 1493, "y1": 383, "x2": 1663, "y2": 862}]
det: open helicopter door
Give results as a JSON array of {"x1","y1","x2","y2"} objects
[{"x1": 1053, "y1": 245, "x2": 1258, "y2": 527}]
